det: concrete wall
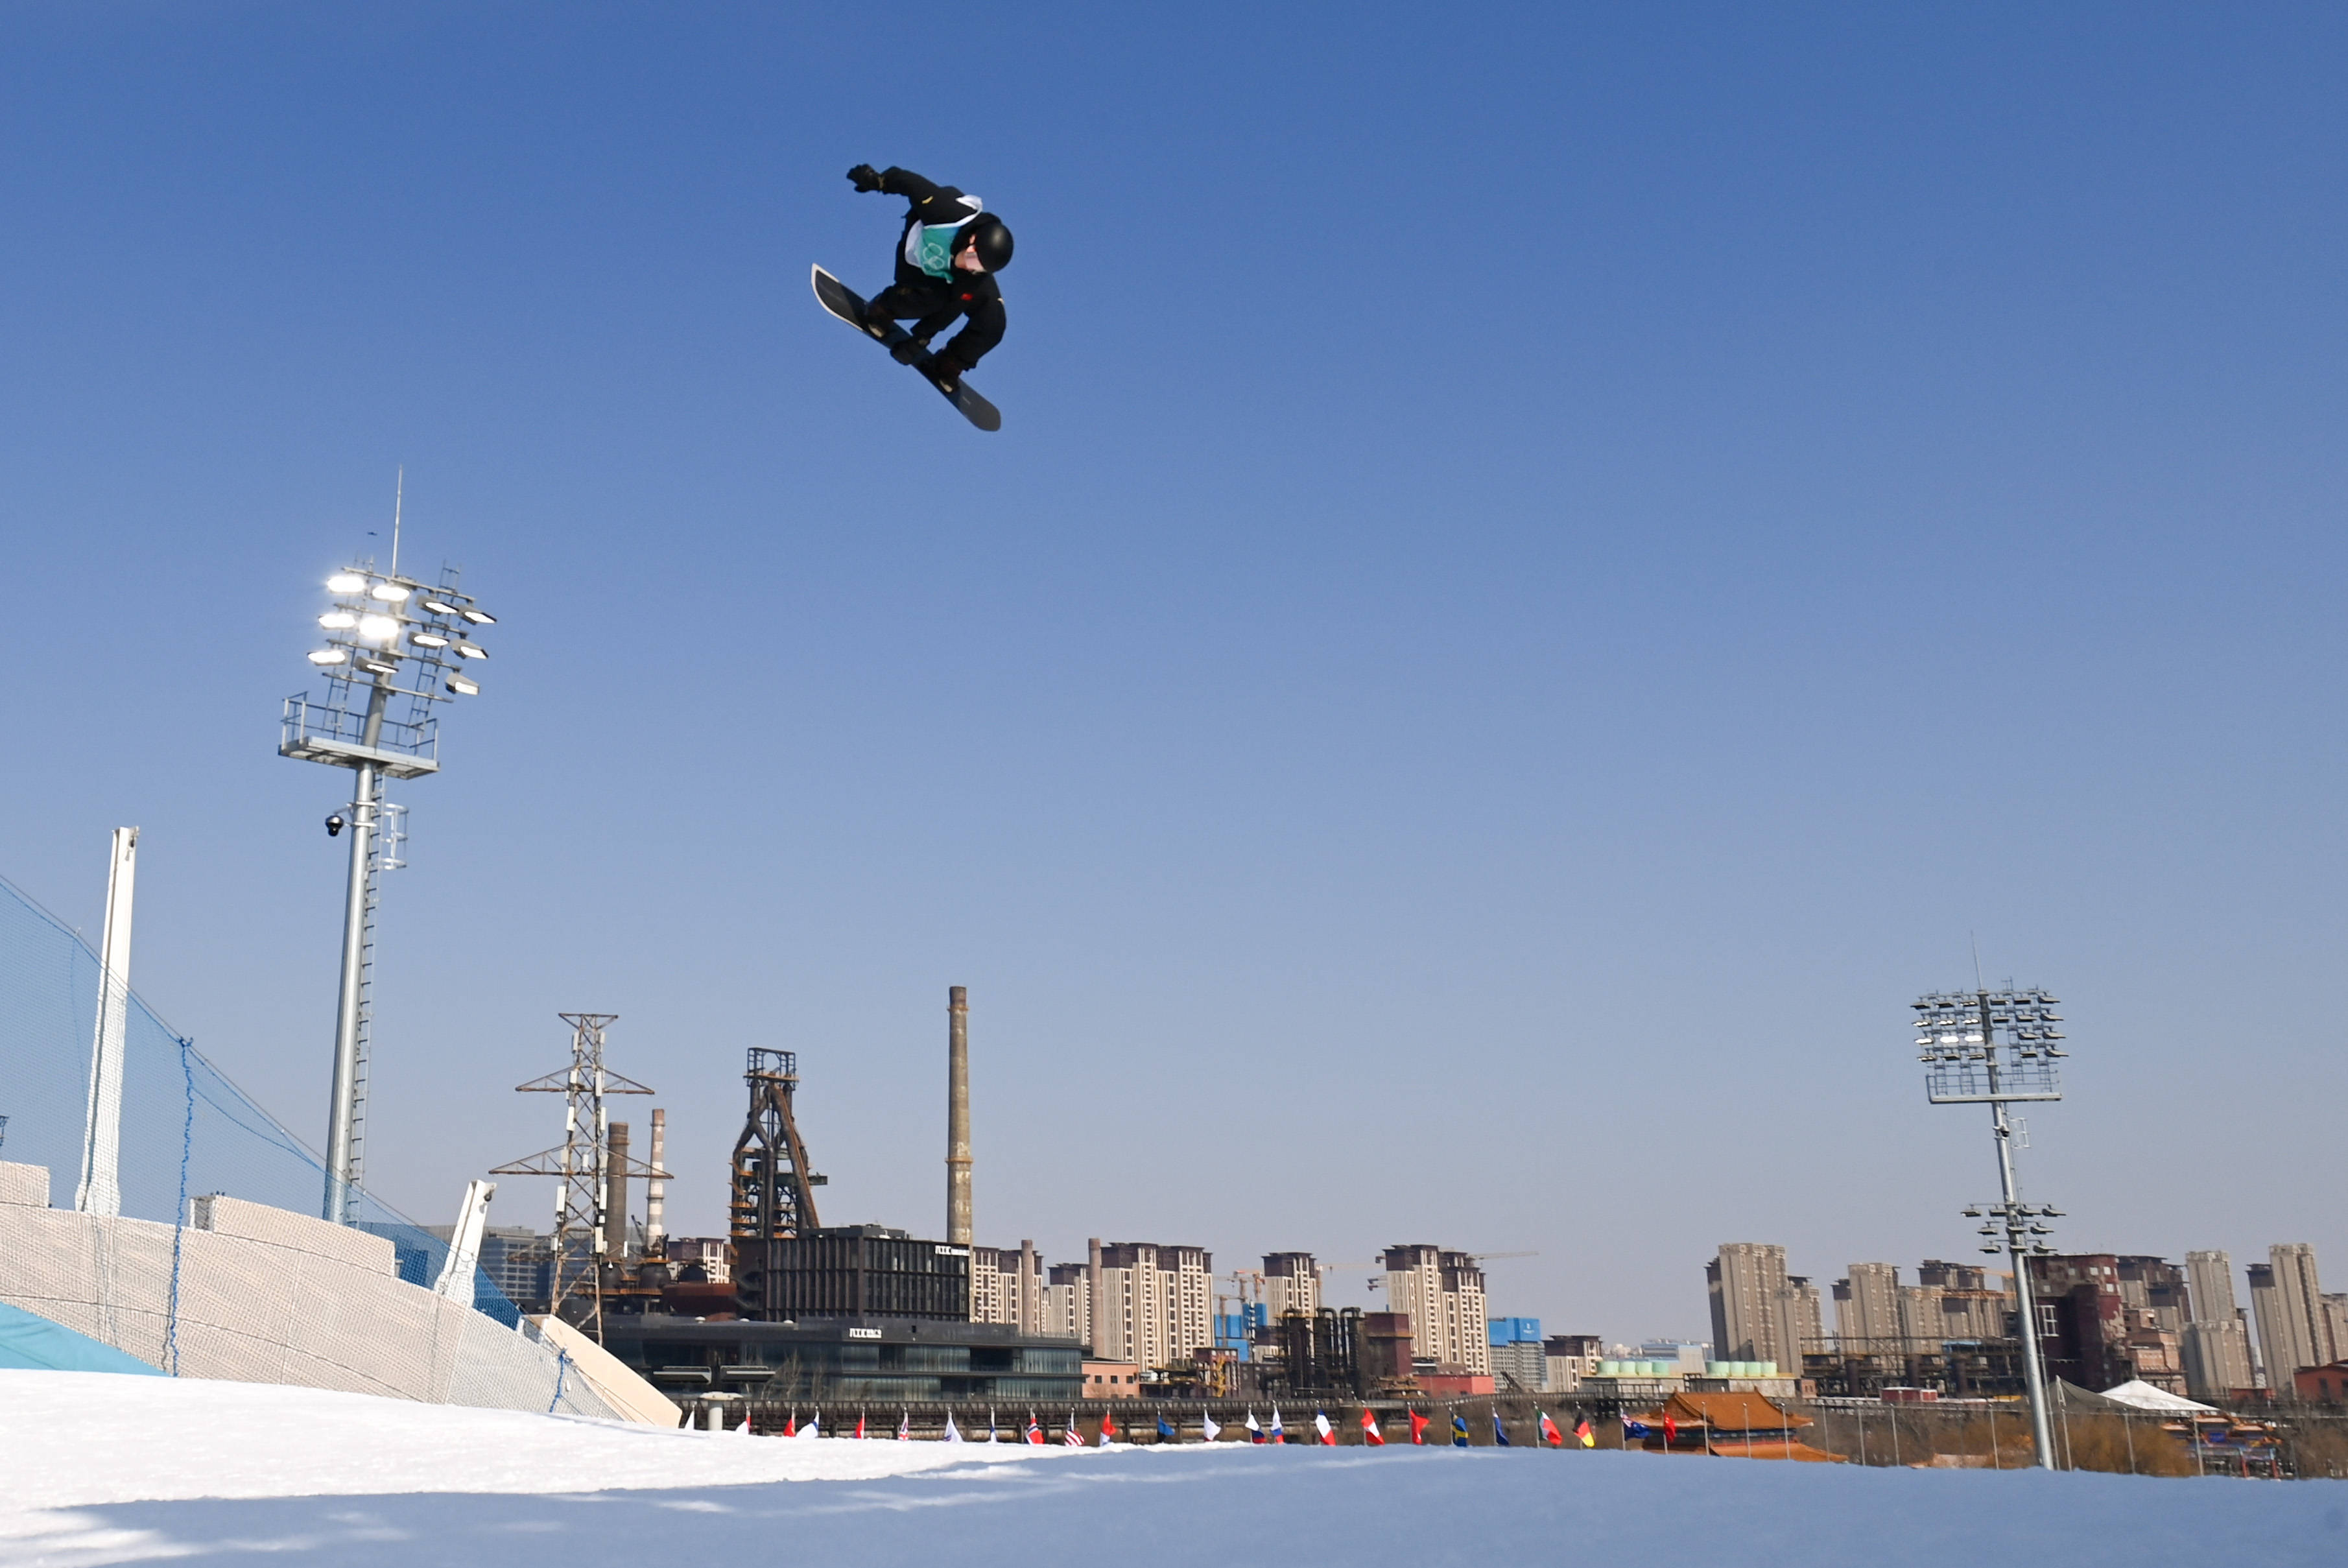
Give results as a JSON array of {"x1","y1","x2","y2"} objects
[{"x1": 0, "y1": 1159, "x2": 656, "y2": 1423}]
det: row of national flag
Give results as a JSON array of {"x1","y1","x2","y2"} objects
[{"x1": 752, "y1": 1407, "x2": 1598, "y2": 1447}]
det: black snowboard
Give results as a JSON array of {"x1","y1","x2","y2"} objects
[{"x1": 812, "y1": 265, "x2": 1002, "y2": 432}]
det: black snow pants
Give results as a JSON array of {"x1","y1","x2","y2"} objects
[{"x1": 864, "y1": 271, "x2": 1006, "y2": 367}]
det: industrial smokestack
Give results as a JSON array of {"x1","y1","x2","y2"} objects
[
  {"x1": 946, "y1": 986, "x2": 973, "y2": 1245},
  {"x1": 646, "y1": 1108, "x2": 667, "y2": 1256},
  {"x1": 605, "y1": 1121, "x2": 631, "y2": 1262}
]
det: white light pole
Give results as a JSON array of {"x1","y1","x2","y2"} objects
[
  {"x1": 1914, "y1": 987, "x2": 2067, "y2": 1471},
  {"x1": 281, "y1": 512, "x2": 495, "y2": 1223},
  {"x1": 73, "y1": 826, "x2": 140, "y2": 1217}
]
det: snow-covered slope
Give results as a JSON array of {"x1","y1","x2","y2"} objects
[
  {"x1": 0, "y1": 1372, "x2": 1059, "y2": 1505},
  {"x1": 1, "y1": 1372, "x2": 2341, "y2": 1567}
]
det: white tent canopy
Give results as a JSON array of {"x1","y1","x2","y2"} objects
[{"x1": 2059, "y1": 1379, "x2": 2218, "y2": 1414}]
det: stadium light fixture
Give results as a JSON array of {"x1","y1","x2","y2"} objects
[
  {"x1": 279, "y1": 481, "x2": 500, "y2": 1226},
  {"x1": 1914, "y1": 985, "x2": 2068, "y2": 1471}
]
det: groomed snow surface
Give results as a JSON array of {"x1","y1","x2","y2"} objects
[{"x1": 1, "y1": 1373, "x2": 2342, "y2": 1566}]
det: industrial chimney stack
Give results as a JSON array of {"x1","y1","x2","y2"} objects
[
  {"x1": 946, "y1": 986, "x2": 973, "y2": 1245},
  {"x1": 645, "y1": 1108, "x2": 667, "y2": 1256},
  {"x1": 604, "y1": 1121, "x2": 631, "y2": 1263}
]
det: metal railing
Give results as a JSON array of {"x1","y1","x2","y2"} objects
[{"x1": 281, "y1": 694, "x2": 439, "y2": 764}]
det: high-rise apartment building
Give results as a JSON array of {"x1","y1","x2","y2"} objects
[
  {"x1": 1899, "y1": 1283, "x2": 1947, "y2": 1346},
  {"x1": 2182, "y1": 1318, "x2": 2254, "y2": 1399},
  {"x1": 1382, "y1": 1245, "x2": 1491, "y2": 1373},
  {"x1": 2252, "y1": 1244, "x2": 2336, "y2": 1388},
  {"x1": 2187, "y1": 1251, "x2": 2238, "y2": 1320},
  {"x1": 1543, "y1": 1333, "x2": 1602, "y2": 1393},
  {"x1": 969, "y1": 1241, "x2": 1045, "y2": 1333},
  {"x1": 1834, "y1": 1263, "x2": 1901, "y2": 1349},
  {"x1": 422, "y1": 1223, "x2": 556, "y2": 1309},
  {"x1": 2248, "y1": 1263, "x2": 2281, "y2": 1383},
  {"x1": 2181, "y1": 1250, "x2": 2251, "y2": 1400},
  {"x1": 2115, "y1": 1256, "x2": 2191, "y2": 1336},
  {"x1": 1917, "y1": 1259, "x2": 2008, "y2": 1340},
  {"x1": 1262, "y1": 1253, "x2": 1321, "y2": 1321},
  {"x1": 1044, "y1": 1262, "x2": 1091, "y2": 1346},
  {"x1": 1782, "y1": 1276, "x2": 1825, "y2": 1364},
  {"x1": 1090, "y1": 1242, "x2": 1214, "y2": 1370},
  {"x1": 1707, "y1": 1243, "x2": 1799, "y2": 1370},
  {"x1": 1488, "y1": 1317, "x2": 1545, "y2": 1392},
  {"x1": 2325, "y1": 1295, "x2": 2348, "y2": 1364},
  {"x1": 1917, "y1": 1260, "x2": 1989, "y2": 1291},
  {"x1": 1833, "y1": 1259, "x2": 2008, "y2": 1359}
]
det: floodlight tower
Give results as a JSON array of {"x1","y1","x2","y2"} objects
[
  {"x1": 280, "y1": 494, "x2": 495, "y2": 1223},
  {"x1": 1913, "y1": 986, "x2": 2069, "y2": 1471}
]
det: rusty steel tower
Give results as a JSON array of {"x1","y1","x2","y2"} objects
[{"x1": 729, "y1": 1048, "x2": 827, "y2": 1319}]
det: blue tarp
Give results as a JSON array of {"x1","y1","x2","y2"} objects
[{"x1": 0, "y1": 1301, "x2": 165, "y2": 1375}]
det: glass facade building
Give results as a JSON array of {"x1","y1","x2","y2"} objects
[{"x1": 606, "y1": 1314, "x2": 1084, "y2": 1403}]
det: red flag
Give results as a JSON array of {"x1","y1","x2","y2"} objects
[
  {"x1": 1099, "y1": 1411, "x2": 1119, "y2": 1447},
  {"x1": 1663, "y1": 1414, "x2": 1679, "y2": 1445},
  {"x1": 1361, "y1": 1410, "x2": 1385, "y2": 1446},
  {"x1": 783, "y1": 1412, "x2": 798, "y2": 1438},
  {"x1": 1025, "y1": 1412, "x2": 1045, "y2": 1445},
  {"x1": 1537, "y1": 1412, "x2": 1562, "y2": 1447},
  {"x1": 1407, "y1": 1408, "x2": 1430, "y2": 1445},
  {"x1": 1574, "y1": 1418, "x2": 1595, "y2": 1448},
  {"x1": 855, "y1": 1412, "x2": 867, "y2": 1440}
]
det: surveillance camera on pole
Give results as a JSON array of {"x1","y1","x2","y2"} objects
[
  {"x1": 1914, "y1": 986, "x2": 2067, "y2": 1471},
  {"x1": 279, "y1": 484, "x2": 497, "y2": 1224}
]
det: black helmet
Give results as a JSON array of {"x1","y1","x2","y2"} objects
[{"x1": 961, "y1": 216, "x2": 1014, "y2": 272}]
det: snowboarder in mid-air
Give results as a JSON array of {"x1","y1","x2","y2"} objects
[{"x1": 842, "y1": 163, "x2": 1013, "y2": 392}]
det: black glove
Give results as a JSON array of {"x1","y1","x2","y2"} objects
[
  {"x1": 889, "y1": 335, "x2": 929, "y2": 365},
  {"x1": 846, "y1": 163, "x2": 883, "y2": 193}
]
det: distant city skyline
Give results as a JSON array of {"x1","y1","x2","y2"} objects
[
  {"x1": 10, "y1": 833, "x2": 2343, "y2": 1348},
  {"x1": 1711, "y1": 1238, "x2": 2347, "y2": 1399}
]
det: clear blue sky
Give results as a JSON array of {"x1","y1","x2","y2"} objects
[{"x1": 3, "y1": 3, "x2": 2342, "y2": 1340}]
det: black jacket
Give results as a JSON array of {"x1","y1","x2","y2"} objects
[{"x1": 875, "y1": 167, "x2": 1005, "y2": 365}]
